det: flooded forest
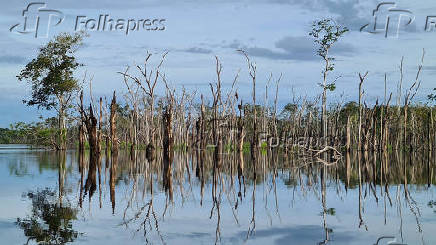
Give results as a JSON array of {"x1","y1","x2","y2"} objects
[{"x1": 2, "y1": 26, "x2": 436, "y2": 245}]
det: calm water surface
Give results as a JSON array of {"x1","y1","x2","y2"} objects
[{"x1": 1, "y1": 144, "x2": 436, "y2": 244}]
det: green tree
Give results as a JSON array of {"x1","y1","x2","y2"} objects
[
  {"x1": 17, "y1": 32, "x2": 85, "y2": 150},
  {"x1": 339, "y1": 101, "x2": 359, "y2": 123},
  {"x1": 309, "y1": 18, "x2": 348, "y2": 142},
  {"x1": 0, "y1": 128, "x2": 13, "y2": 144},
  {"x1": 280, "y1": 103, "x2": 298, "y2": 119}
]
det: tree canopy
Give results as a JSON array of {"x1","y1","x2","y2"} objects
[{"x1": 17, "y1": 32, "x2": 85, "y2": 111}]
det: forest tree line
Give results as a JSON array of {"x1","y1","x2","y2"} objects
[{"x1": 4, "y1": 20, "x2": 435, "y2": 160}]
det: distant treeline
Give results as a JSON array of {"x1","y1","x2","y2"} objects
[
  {"x1": 4, "y1": 102, "x2": 436, "y2": 152},
  {"x1": 0, "y1": 119, "x2": 58, "y2": 146},
  {"x1": 0, "y1": 128, "x2": 14, "y2": 144}
]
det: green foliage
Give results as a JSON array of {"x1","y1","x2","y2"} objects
[
  {"x1": 309, "y1": 18, "x2": 348, "y2": 92},
  {"x1": 309, "y1": 18, "x2": 349, "y2": 59},
  {"x1": 242, "y1": 142, "x2": 251, "y2": 153},
  {"x1": 0, "y1": 128, "x2": 14, "y2": 143},
  {"x1": 17, "y1": 32, "x2": 85, "y2": 110},
  {"x1": 260, "y1": 141, "x2": 268, "y2": 150},
  {"x1": 428, "y1": 88, "x2": 436, "y2": 103},
  {"x1": 325, "y1": 83, "x2": 336, "y2": 91},
  {"x1": 243, "y1": 104, "x2": 267, "y2": 118},
  {"x1": 339, "y1": 102, "x2": 359, "y2": 123},
  {"x1": 174, "y1": 143, "x2": 188, "y2": 152},
  {"x1": 280, "y1": 103, "x2": 298, "y2": 118},
  {"x1": 224, "y1": 143, "x2": 235, "y2": 152},
  {"x1": 4, "y1": 119, "x2": 58, "y2": 147},
  {"x1": 319, "y1": 208, "x2": 336, "y2": 216},
  {"x1": 326, "y1": 208, "x2": 336, "y2": 216}
]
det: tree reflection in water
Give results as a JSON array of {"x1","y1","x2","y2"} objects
[
  {"x1": 16, "y1": 188, "x2": 80, "y2": 245},
  {"x1": 18, "y1": 148, "x2": 433, "y2": 244},
  {"x1": 110, "y1": 149, "x2": 431, "y2": 244}
]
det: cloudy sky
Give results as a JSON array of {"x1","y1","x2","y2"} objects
[{"x1": 1, "y1": 0, "x2": 436, "y2": 127}]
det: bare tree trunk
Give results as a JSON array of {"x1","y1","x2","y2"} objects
[
  {"x1": 81, "y1": 103, "x2": 100, "y2": 162},
  {"x1": 79, "y1": 91, "x2": 85, "y2": 152},
  {"x1": 430, "y1": 108, "x2": 434, "y2": 152},
  {"x1": 346, "y1": 116, "x2": 351, "y2": 151},
  {"x1": 98, "y1": 97, "x2": 103, "y2": 154},
  {"x1": 58, "y1": 96, "x2": 66, "y2": 150},
  {"x1": 162, "y1": 104, "x2": 174, "y2": 201},
  {"x1": 273, "y1": 75, "x2": 281, "y2": 140},
  {"x1": 237, "y1": 100, "x2": 245, "y2": 153},
  {"x1": 358, "y1": 72, "x2": 368, "y2": 151},
  {"x1": 110, "y1": 91, "x2": 118, "y2": 154},
  {"x1": 239, "y1": 50, "x2": 258, "y2": 159}
]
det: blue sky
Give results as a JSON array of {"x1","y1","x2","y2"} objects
[{"x1": 1, "y1": 0, "x2": 436, "y2": 127}]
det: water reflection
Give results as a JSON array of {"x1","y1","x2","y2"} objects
[
  {"x1": 4, "y1": 148, "x2": 436, "y2": 244},
  {"x1": 16, "y1": 188, "x2": 80, "y2": 244}
]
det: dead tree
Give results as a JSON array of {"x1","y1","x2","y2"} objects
[
  {"x1": 79, "y1": 91, "x2": 85, "y2": 152},
  {"x1": 80, "y1": 100, "x2": 100, "y2": 162},
  {"x1": 346, "y1": 116, "x2": 351, "y2": 151},
  {"x1": 80, "y1": 97, "x2": 100, "y2": 201},
  {"x1": 162, "y1": 77, "x2": 175, "y2": 200},
  {"x1": 238, "y1": 50, "x2": 258, "y2": 160},
  {"x1": 119, "y1": 52, "x2": 168, "y2": 160},
  {"x1": 209, "y1": 56, "x2": 224, "y2": 169},
  {"x1": 162, "y1": 103, "x2": 174, "y2": 199},
  {"x1": 403, "y1": 49, "x2": 424, "y2": 151},
  {"x1": 110, "y1": 91, "x2": 118, "y2": 154},
  {"x1": 98, "y1": 97, "x2": 103, "y2": 154},
  {"x1": 358, "y1": 72, "x2": 368, "y2": 151}
]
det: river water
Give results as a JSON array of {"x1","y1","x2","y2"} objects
[{"x1": 0, "y1": 145, "x2": 435, "y2": 244}]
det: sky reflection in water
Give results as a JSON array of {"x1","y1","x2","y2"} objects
[{"x1": 0, "y1": 146, "x2": 435, "y2": 244}]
